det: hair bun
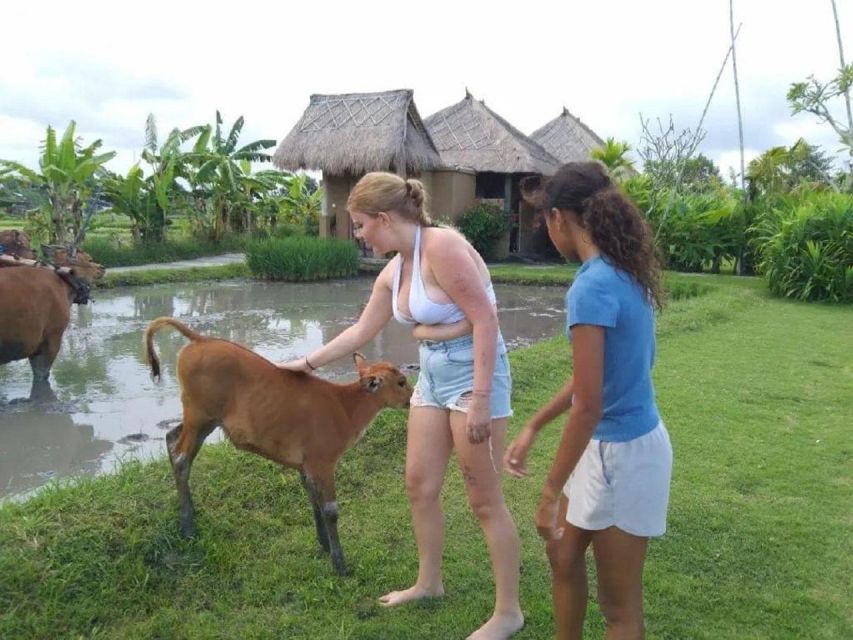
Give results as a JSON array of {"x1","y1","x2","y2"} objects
[{"x1": 405, "y1": 179, "x2": 425, "y2": 207}]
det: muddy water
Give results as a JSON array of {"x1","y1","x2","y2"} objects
[{"x1": 0, "y1": 278, "x2": 568, "y2": 500}]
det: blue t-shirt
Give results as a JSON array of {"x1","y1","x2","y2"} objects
[{"x1": 566, "y1": 255, "x2": 660, "y2": 442}]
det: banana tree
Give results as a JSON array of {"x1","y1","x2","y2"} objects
[
  {"x1": 187, "y1": 111, "x2": 276, "y2": 238},
  {"x1": 278, "y1": 173, "x2": 324, "y2": 234},
  {"x1": 0, "y1": 121, "x2": 115, "y2": 244},
  {"x1": 104, "y1": 114, "x2": 204, "y2": 242}
]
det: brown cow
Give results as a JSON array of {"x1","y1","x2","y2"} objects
[
  {"x1": 0, "y1": 229, "x2": 37, "y2": 260},
  {"x1": 0, "y1": 246, "x2": 105, "y2": 395},
  {"x1": 144, "y1": 317, "x2": 413, "y2": 575}
]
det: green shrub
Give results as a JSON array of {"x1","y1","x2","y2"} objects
[
  {"x1": 623, "y1": 175, "x2": 751, "y2": 274},
  {"x1": 754, "y1": 191, "x2": 852, "y2": 302},
  {"x1": 245, "y1": 236, "x2": 359, "y2": 281},
  {"x1": 455, "y1": 203, "x2": 510, "y2": 260},
  {"x1": 81, "y1": 235, "x2": 248, "y2": 267}
]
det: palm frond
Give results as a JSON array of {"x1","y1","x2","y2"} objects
[
  {"x1": 222, "y1": 159, "x2": 238, "y2": 192},
  {"x1": 214, "y1": 111, "x2": 223, "y2": 149},
  {"x1": 194, "y1": 159, "x2": 220, "y2": 184},
  {"x1": 193, "y1": 126, "x2": 212, "y2": 154},
  {"x1": 0, "y1": 160, "x2": 43, "y2": 183},
  {"x1": 236, "y1": 139, "x2": 276, "y2": 154},
  {"x1": 58, "y1": 121, "x2": 79, "y2": 171},
  {"x1": 232, "y1": 151, "x2": 272, "y2": 163},
  {"x1": 43, "y1": 125, "x2": 58, "y2": 168},
  {"x1": 145, "y1": 114, "x2": 158, "y2": 153},
  {"x1": 224, "y1": 116, "x2": 245, "y2": 154},
  {"x1": 179, "y1": 126, "x2": 207, "y2": 143}
]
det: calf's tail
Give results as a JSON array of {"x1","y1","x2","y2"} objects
[{"x1": 144, "y1": 317, "x2": 206, "y2": 381}]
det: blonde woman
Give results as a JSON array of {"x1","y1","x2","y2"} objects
[{"x1": 280, "y1": 172, "x2": 523, "y2": 640}]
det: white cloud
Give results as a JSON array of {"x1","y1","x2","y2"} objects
[{"x1": 2, "y1": 0, "x2": 851, "y2": 177}]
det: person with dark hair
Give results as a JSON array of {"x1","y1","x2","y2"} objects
[
  {"x1": 279, "y1": 171, "x2": 524, "y2": 640},
  {"x1": 504, "y1": 161, "x2": 672, "y2": 639}
]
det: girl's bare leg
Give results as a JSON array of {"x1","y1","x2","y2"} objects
[
  {"x1": 380, "y1": 406, "x2": 453, "y2": 606},
  {"x1": 450, "y1": 414, "x2": 524, "y2": 640},
  {"x1": 547, "y1": 497, "x2": 593, "y2": 640},
  {"x1": 592, "y1": 527, "x2": 648, "y2": 640}
]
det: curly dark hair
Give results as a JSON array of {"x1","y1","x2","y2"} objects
[{"x1": 521, "y1": 162, "x2": 665, "y2": 310}]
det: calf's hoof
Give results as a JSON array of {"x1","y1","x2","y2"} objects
[{"x1": 179, "y1": 519, "x2": 197, "y2": 539}]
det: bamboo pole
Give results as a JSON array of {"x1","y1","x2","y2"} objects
[
  {"x1": 830, "y1": 0, "x2": 853, "y2": 179},
  {"x1": 730, "y1": 0, "x2": 746, "y2": 190}
]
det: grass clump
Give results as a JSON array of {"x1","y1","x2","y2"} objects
[
  {"x1": 95, "y1": 263, "x2": 250, "y2": 289},
  {"x1": 246, "y1": 236, "x2": 359, "y2": 281}
]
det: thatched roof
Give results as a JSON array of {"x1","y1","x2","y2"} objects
[
  {"x1": 272, "y1": 89, "x2": 442, "y2": 175},
  {"x1": 424, "y1": 92, "x2": 560, "y2": 175},
  {"x1": 530, "y1": 107, "x2": 605, "y2": 164}
]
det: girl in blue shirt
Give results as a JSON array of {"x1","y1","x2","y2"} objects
[{"x1": 504, "y1": 162, "x2": 672, "y2": 640}]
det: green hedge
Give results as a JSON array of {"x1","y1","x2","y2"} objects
[
  {"x1": 755, "y1": 192, "x2": 852, "y2": 303},
  {"x1": 245, "y1": 236, "x2": 359, "y2": 281}
]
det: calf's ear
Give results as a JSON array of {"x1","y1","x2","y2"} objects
[{"x1": 353, "y1": 352, "x2": 368, "y2": 374}]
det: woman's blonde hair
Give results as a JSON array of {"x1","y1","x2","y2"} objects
[{"x1": 347, "y1": 172, "x2": 432, "y2": 225}]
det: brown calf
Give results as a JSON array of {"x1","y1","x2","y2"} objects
[{"x1": 144, "y1": 317, "x2": 413, "y2": 576}]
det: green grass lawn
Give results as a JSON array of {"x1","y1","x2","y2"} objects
[{"x1": 1, "y1": 281, "x2": 851, "y2": 639}]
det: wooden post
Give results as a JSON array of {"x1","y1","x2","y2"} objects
[{"x1": 320, "y1": 175, "x2": 331, "y2": 239}]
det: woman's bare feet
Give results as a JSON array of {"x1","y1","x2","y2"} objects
[
  {"x1": 466, "y1": 611, "x2": 525, "y2": 640},
  {"x1": 378, "y1": 583, "x2": 444, "y2": 607}
]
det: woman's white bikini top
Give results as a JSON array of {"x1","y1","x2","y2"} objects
[{"x1": 391, "y1": 225, "x2": 496, "y2": 326}]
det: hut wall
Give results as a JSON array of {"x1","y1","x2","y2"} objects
[
  {"x1": 427, "y1": 169, "x2": 476, "y2": 222},
  {"x1": 322, "y1": 174, "x2": 356, "y2": 240}
]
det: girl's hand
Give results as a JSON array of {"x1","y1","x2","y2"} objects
[
  {"x1": 535, "y1": 484, "x2": 564, "y2": 541},
  {"x1": 277, "y1": 357, "x2": 312, "y2": 373},
  {"x1": 504, "y1": 426, "x2": 537, "y2": 478},
  {"x1": 466, "y1": 393, "x2": 491, "y2": 444}
]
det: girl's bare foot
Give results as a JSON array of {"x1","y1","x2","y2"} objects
[
  {"x1": 378, "y1": 584, "x2": 444, "y2": 607},
  {"x1": 466, "y1": 611, "x2": 525, "y2": 640}
]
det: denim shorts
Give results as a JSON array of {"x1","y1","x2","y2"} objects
[{"x1": 412, "y1": 334, "x2": 513, "y2": 419}]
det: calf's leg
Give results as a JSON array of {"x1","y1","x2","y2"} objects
[
  {"x1": 167, "y1": 419, "x2": 216, "y2": 538},
  {"x1": 306, "y1": 464, "x2": 346, "y2": 576},
  {"x1": 300, "y1": 470, "x2": 330, "y2": 553}
]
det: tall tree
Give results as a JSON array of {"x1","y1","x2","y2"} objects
[{"x1": 788, "y1": 1, "x2": 853, "y2": 183}]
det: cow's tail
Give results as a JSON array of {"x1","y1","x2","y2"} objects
[{"x1": 144, "y1": 317, "x2": 206, "y2": 382}]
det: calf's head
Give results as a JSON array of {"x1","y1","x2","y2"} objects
[{"x1": 353, "y1": 353, "x2": 413, "y2": 409}]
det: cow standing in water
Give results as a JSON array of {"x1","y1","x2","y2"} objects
[{"x1": 0, "y1": 241, "x2": 105, "y2": 398}]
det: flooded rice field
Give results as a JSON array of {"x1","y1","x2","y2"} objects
[{"x1": 0, "y1": 277, "x2": 567, "y2": 500}]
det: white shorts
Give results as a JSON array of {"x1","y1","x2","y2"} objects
[{"x1": 564, "y1": 422, "x2": 673, "y2": 537}]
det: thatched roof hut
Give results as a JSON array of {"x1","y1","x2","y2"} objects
[
  {"x1": 530, "y1": 107, "x2": 605, "y2": 164},
  {"x1": 424, "y1": 92, "x2": 560, "y2": 175},
  {"x1": 272, "y1": 89, "x2": 442, "y2": 175}
]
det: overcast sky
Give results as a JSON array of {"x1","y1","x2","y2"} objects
[{"x1": 2, "y1": 0, "x2": 850, "y2": 180}]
